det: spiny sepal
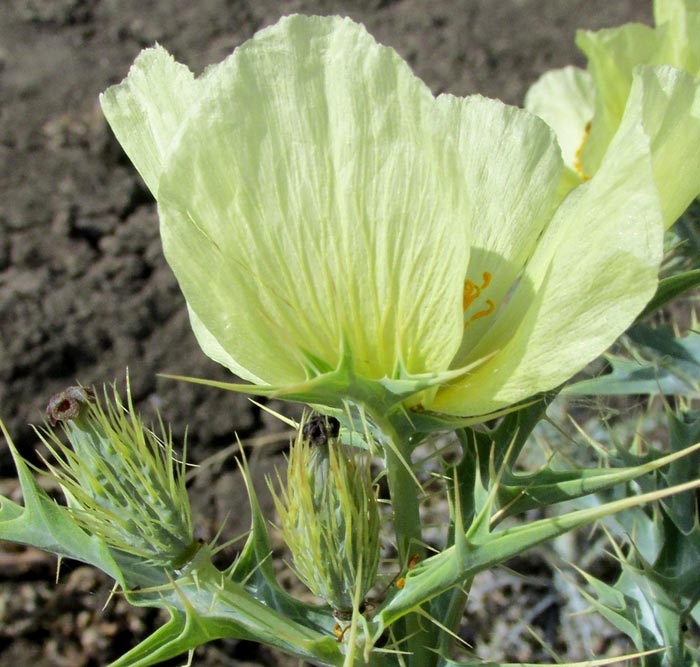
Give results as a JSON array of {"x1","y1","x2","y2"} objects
[{"x1": 162, "y1": 343, "x2": 478, "y2": 426}]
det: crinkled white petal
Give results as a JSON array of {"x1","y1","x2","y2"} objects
[
  {"x1": 433, "y1": 68, "x2": 667, "y2": 416},
  {"x1": 525, "y1": 66, "x2": 596, "y2": 172},
  {"x1": 100, "y1": 46, "x2": 198, "y2": 196},
  {"x1": 435, "y1": 95, "x2": 564, "y2": 364},
  {"x1": 186, "y1": 306, "x2": 266, "y2": 385},
  {"x1": 576, "y1": 23, "x2": 664, "y2": 174},
  {"x1": 635, "y1": 65, "x2": 700, "y2": 227},
  {"x1": 654, "y1": 0, "x2": 700, "y2": 74},
  {"x1": 157, "y1": 15, "x2": 471, "y2": 384}
]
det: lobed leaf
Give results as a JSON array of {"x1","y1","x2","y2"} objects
[
  {"x1": 0, "y1": 422, "x2": 123, "y2": 582},
  {"x1": 372, "y1": 477, "x2": 700, "y2": 632}
]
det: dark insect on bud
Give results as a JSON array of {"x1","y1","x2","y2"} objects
[
  {"x1": 302, "y1": 414, "x2": 340, "y2": 446},
  {"x1": 45, "y1": 386, "x2": 95, "y2": 427}
]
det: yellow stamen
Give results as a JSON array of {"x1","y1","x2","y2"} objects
[
  {"x1": 471, "y1": 299, "x2": 495, "y2": 321},
  {"x1": 574, "y1": 120, "x2": 592, "y2": 181},
  {"x1": 463, "y1": 272, "x2": 494, "y2": 329},
  {"x1": 462, "y1": 280, "x2": 478, "y2": 311}
]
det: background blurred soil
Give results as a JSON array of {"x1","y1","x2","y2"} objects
[{"x1": 1, "y1": 1, "x2": 651, "y2": 665}]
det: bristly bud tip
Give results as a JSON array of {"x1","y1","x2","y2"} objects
[{"x1": 45, "y1": 386, "x2": 95, "y2": 427}]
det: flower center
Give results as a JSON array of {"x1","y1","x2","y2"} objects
[
  {"x1": 463, "y1": 271, "x2": 495, "y2": 329},
  {"x1": 574, "y1": 120, "x2": 592, "y2": 181}
]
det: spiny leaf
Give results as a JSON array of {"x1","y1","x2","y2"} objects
[
  {"x1": 112, "y1": 558, "x2": 343, "y2": 667},
  {"x1": 493, "y1": 441, "x2": 700, "y2": 522},
  {"x1": 0, "y1": 421, "x2": 123, "y2": 583},
  {"x1": 373, "y1": 477, "x2": 700, "y2": 630},
  {"x1": 439, "y1": 647, "x2": 663, "y2": 667}
]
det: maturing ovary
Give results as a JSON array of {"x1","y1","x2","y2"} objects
[{"x1": 463, "y1": 271, "x2": 495, "y2": 328}]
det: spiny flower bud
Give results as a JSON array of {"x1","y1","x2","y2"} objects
[
  {"x1": 39, "y1": 383, "x2": 199, "y2": 569},
  {"x1": 271, "y1": 413, "x2": 380, "y2": 617}
]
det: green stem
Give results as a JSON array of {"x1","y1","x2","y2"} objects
[
  {"x1": 434, "y1": 579, "x2": 472, "y2": 659},
  {"x1": 381, "y1": 429, "x2": 421, "y2": 562},
  {"x1": 375, "y1": 411, "x2": 437, "y2": 667}
]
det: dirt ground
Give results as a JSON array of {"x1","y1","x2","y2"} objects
[{"x1": 1, "y1": 1, "x2": 652, "y2": 665}]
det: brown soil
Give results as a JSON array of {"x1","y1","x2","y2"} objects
[{"x1": 1, "y1": 1, "x2": 651, "y2": 665}]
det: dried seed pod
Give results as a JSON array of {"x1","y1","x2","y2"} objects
[{"x1": 45, "y1": 386, "x2": 95, "y2": 427}]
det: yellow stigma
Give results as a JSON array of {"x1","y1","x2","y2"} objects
[
  {"x1": 574, "y1": 120, "x2": 592, "y2": 181},
  {"x1": 463, "y1": 271, "x2": 495, "y2": 329}
]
